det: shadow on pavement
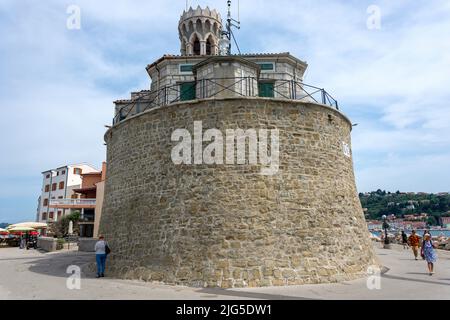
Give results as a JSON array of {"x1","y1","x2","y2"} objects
[
  {"x1": 25, "y1": 251, "x2": 95, "y2": 279},
  {"x1": 406, "y1": 272, "x2": 432, "y2": 275},
  {"x1": 382, "y1": 274, "x2": 450, "y2": 286},
  {"x1": 197, "y1": 287, "x2": 314, "y2": 300},
  {"x1": 0, "y1": 256, "x2": 48, "y2": 261},
  {"x1": 23, "y1": 251, "x2": 317, "y2": 299}
]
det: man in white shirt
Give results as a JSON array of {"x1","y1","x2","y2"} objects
[{"x1": 94, "y1": 235, "x2": 108, "y2": 278}]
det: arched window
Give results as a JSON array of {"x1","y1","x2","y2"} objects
[
  {"x1": 205, "y1": 34, "x2": 215, "y2": 55},
  {"x1": 193, "y1": 35, "x2": 200, "y2": 55},
  {"x1": 195, "y1": 19, "x2": 203, "y2": 33},
  {"x1": 205, "y1": 19, "x2": 211, "y2": 33},
  {"x1": 206, "y1": 38, "x2": 212, "y2": 55}
]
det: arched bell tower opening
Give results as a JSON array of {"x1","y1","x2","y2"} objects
[
  {"x1": 178, "y1": 6, "x2": 223, "y2": 56},
  {"x1": 193, "y1": 34, "x2": 201, "y2": 55}
]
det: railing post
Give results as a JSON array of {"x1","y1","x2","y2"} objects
[
  {"x1": 136, "y1": 101, "x2": 140, "y2": 114},
  {"x1": 290, "y1": 80, "x2": 294, "y2": 100},
  {"x1": 321, "y1": 89, "x2": 326, "y2": 105},
  {"x1": 202, "y1": 79, "x2": 205, "y2": 99},
  {"x1": 252, "y1": 77, "x2": 255, "y2": 96},
  {"x1": 164, "y1": 87, "x2": 167, "y2": 105}
]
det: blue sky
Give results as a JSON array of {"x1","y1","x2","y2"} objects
[{"x1": 1, "y1": 0, "x2": 450, "y2": 223}]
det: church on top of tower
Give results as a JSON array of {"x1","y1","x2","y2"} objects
[{"x1": 112, "y1": 3, "x2": 338, "y2": 124}]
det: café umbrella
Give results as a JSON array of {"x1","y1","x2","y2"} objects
[
  {"x1": 7, "y1": 222, "x2": 47, "y2": 230},
  {"x1": 8, "y1": 226, "x2": 36, "y2": 233},
  {"x1": 0, "y1": 228, "x2": 9, "y2": 234}
]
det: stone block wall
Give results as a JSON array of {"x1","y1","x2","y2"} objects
[
  {"x1": 100, "y1": 97, "x2": 378, "y2": 287},
  {"x1": 78, "y1": 238, "x2": 98, "y2": 252},
  {"x1": 37, "y1": 237, "x2": 57, "y2": 252}
]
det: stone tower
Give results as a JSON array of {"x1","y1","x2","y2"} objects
[
  {"x1": 100, "y1": 6, "x2": 379, "y2": 288},
  {"x1": 178, "y1": 6, "x2": 222, "y2": 56}
]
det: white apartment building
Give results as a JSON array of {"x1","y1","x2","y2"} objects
[{"x1": 37, "y1": 164, "x2": 99, "y2": 222}]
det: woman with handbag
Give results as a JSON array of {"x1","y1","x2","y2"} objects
[
  {"x1": 94, "y1": 235, "x2": 110, "y2": 278},
  {"x1": 421, "y1": 233, "x2": 437, "y2": 276}
]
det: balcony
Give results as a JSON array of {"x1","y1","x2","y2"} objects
[
  {"x1": 49, "y1": 198, "x2": 96, "y2": 209},
  {"x1": 113, "y1": 77, "x2": 338, "y2": 124}
]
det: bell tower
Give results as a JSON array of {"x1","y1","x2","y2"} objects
[{"x1": 178, "y1": 6, "x2": 223, "y2": 56}]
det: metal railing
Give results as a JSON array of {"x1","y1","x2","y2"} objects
[
  {"x1": 49, "y1": 199, "x2": 96, "y2": 206},
  {"x1": 113, "y1": 77, "x2": 339, "y2": 124}
]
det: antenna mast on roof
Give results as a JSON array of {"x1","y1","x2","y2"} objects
[{"x1": 219, "y1": 0, "x2": 241, "y2": 55}]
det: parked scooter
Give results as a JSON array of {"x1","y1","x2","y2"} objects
[{"x1": 26, "y1": 236, "x2": 37, "y2": 249}]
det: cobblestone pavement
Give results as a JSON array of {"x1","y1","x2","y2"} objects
[{"x1": 0, "y1": 244, "x2": 449, "y2": 299}]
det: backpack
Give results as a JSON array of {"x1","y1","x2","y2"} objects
[{"x1": 105, "y1": 242, "x2": 111, "y2": 255}]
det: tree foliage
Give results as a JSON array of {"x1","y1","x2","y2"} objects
[
  {"x1": 48, "y1": 211, "x2": 81, "y2": 238},
  {"x1": 360, "y1": 191, "x2": 450, "y2": 223}
]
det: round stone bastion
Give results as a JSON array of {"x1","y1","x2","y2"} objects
[{"x1": 100, "y1": 97, "x2": 379, "y2": 288}]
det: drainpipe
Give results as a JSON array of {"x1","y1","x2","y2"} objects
[
  {"x1": 294, "y1": 60, "x2": 298, "y2": 99},
  {"x1": 47, "y1": 171, "x2": 53, "y2": 220},
  {"x1": 155, "y1": 63, "x2": 161, "y2": 104},
  {"x1": 63, "y1": 166, "x2": 69, "y2": 220}
]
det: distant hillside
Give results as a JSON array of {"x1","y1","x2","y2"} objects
[
  {"x1": 0, "y1": 223, "x2": 10, "y2": 229},
  {"x1": 359, "y1": 190, "x2": 450, "y2": 225}
]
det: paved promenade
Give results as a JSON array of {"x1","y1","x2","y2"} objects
[{"x1": 0, "y1": 244, "x2": 449, "y2": 299}]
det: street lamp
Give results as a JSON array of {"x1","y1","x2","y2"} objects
[{"x1": 382, "y1": 215, "x2": 391, "y2": 249}]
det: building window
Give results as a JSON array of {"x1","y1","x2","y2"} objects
[
  {"x1": 179, "y1": 64, "x2": 193, "y2": 73},
  {"x1": 43, "y1": 198, "x2": 48, "y2": 206},
  {"x1": 62, "y1": 170, "x2": 66, "y2": 175},
  {"x1": 74, "y1": 168, "x2": 82, "y2": 175},
  {"x1": 180, "y1": 82, "x2": 196, "y2": 101},
  {"x1": 258, "y1": 82, "x2": 275, "y2": 97},
  {"x1": 58, "y1": 196, "x2": 63, "y2": 199},
  {"x1": 45, "y1": 184, "x2": 50, "y2": 192},
  {"x1": 57, "y1": 211, "x2": 62, "y2": 219},
  {"x1": 42, "y1": 212, "x2": 47, "y2": 220},
  {"x1": 52, "y1": 183, "x2": 57, "y2": 191},
  {"x1": 49, "y1": 212, "x2": 54, "y2": 220},
  {"x1": 59, "y1": 181, "x2": 64, "y2": 189},
  {"x1": 45, "y1": 174, "x2": 50, "y2": 179},
  {"x1": 257, "y1": 62, "x2": 275, "y2": 72}
]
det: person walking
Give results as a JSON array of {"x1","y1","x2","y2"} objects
[
  {"x1": 19, "y1": 234, "x2": 25, "y2": 249},
  {"x1": 94, "y1": 235, "x2": 109, "y2": 278},
  {"x1": 421, "y1": 233, "x2": 437, "y2": 275},
  {"x1": 408, "y1": 230, "x2": 421, "y2": 260},
  {"x1": 401, "y1": 231, "x2": 409, "y2": 249}
]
